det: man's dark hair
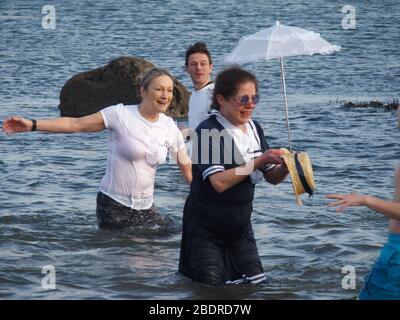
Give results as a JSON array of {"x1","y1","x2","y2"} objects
[{"x1": 185, "y1": 42, "x2": 213, "y2": 66}]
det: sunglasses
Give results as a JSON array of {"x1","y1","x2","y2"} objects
[{"x1": 235, "y1": 94, "x2": 260, "y2": 106}]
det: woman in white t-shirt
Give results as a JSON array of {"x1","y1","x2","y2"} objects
[{"x1": 2, "y1": 68, "x2": 192, "y2": 230}]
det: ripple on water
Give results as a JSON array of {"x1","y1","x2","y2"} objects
[{"x1": 1, "y1": 0, "x2": 399, "y2": 300}]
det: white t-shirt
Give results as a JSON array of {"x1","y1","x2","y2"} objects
[
  {"x1": 188, "y1": 83, "x2": 214, "y2": 129},
  {"x1": 100, "y1": 104, "x2": 185, "y2": 210}
]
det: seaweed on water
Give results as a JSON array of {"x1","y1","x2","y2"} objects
[
  {"x1": 341, "y1": 98, "x2": 399, "y2": 112},
  {"x1": 384, "y1": 98, "x2": 400, "y2": 111}
]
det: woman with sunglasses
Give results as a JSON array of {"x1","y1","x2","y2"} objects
[
  {"x1": 2, "y1": 68, "x2": 192, "y2": 230},
  {"x1": 179, "y1": 66, "x2": 288, "y2": 285}
]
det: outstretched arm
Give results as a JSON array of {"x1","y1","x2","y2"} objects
[
  {"x1": 327, "y1": 165, "x2": 400, "y2": 220},
  {"x1": 2, "y1": 112, "x2": 105, "y2": 134},
  {"x1": 326, "y1": 193, "x2": 400, "y2": 221}
]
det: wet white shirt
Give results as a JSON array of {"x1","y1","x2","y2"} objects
[
  {"x1": 188, "y1": 83, "x2": 214, "y2": 129},
  {"x1": 100, "y1": 104, "x2": 185, "y2": 210}
]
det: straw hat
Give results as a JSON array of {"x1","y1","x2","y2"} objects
[{"x1": 280, "y1": 148, "x2": 316, "y2": 205}]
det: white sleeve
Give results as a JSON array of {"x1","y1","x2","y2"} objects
[{"x1": 100, "y1": 104, "x2": 123, "y2": 130}]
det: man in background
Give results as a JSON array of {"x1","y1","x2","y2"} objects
[{"x1": 185, "y1": 42, "x2": 214, "y2": 130}]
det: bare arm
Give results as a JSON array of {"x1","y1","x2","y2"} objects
[
  {"x1": 364, "y1": 196, "x2": 400, "y2": 220},
  {"x1": 395, "y1": 164, "x2": 400, "y2": 202},
  {"x1": 209, "y1": 149, "x2": 285, "y2": 193},
  {"x1": 176, "y1": 147, "x2": 192, "y2": 184},
  {"x1": 2, "y1": 112, "x2": 105, "y2": 134},
  {"x1": 327, "y1": 165, "x2": 400, "y2": 220},
  {"x1": 326, "y1": 194, "x2": 400, "y2": 220},
  {"x1": 264, "y1": 164, "x2": 289, "y2": 185}
]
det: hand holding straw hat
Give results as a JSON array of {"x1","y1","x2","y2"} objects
[{"x1": 280, "y1": 148, "x2": 316, "y2": 205}]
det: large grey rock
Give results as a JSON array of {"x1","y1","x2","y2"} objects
[{"x1": 59, "y1": 56, "x2": 189, "y2": 118}]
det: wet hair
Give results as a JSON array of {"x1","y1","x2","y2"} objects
[
  {"x1": 140, "y1": 67, "x2": 174, "y2": 91},
  {"x1": 185, "y1": 42, "x2": 213, "y2": 66},
  {"x1": 212, "y1": 66, "x2": 258, "y2": 110}
]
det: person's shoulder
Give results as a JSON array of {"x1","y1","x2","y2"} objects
[
  {"x1": 121, "y1": 104, "x2": 139, "y2": 111},
  {"x1": 250, "y1": 119, "x2": 268, "y2": 142},
  {"x1": 194, "y1": 82, "x2": 214, "y2": 93},
  {"x1": 101, "y1": 104, "x2": 138, "y2": 129},
  {"x1": 250, "y1": 118, "x2": 263, "y2": 130},
  {"x1": 196, "y1": 115, "x2": 218, "y2": 131},
  {"x1": 249, "y1": 117, "x2": 259, "y2": 126},
  {"x1": 101, "y1": 103, "x2": 127, "y2": 118},
  {"x1": 203, "y1": 82, "x2": 214, "y2": 94},
  {"x1": 102, "y1": 102, "x2": 122, "y2": 110},
  {"x1": 105, "y1": 103, "x2": 138, "y2": 113}
]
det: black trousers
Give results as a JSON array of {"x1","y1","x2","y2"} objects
[
  {"x1": 96, "y1": 191, "x2": 173, "y2": 230},
  {"x1": 179, "y1": 196, "x2": 265, "y2": 285}
]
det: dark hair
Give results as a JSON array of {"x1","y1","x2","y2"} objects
[
  {"x1": 212, "y1": 66, "x2": 258, "y2": 109},
  {"x1": 139, "y1": 68, "x2": 174, "y2": 100},
  {"x1": 185, "y1": 42, "x2": 213, "y2": 66}
]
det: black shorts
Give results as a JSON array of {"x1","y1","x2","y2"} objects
[
  {"x1": 96, "y1": 191, "x2": 175, "y2": 232},
  {"x1": 178, "y1": 197, "x2": 266, "y2": 285}
]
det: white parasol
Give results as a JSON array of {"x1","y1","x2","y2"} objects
[{"x1": 225, "y1": 21, "x2": 341, "y2": 151}]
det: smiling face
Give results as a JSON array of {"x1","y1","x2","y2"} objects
[
  {"x1": 217, "y1": 81, "x2": 258, "y2": 127},
  {"x1": 186, "y1": 52, "x2": 213, "y2": 90},
  {"x1": 140, "y1": 75, "x2": 174, "y2": 114}
]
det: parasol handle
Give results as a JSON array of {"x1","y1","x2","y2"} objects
[{"x1": 279, "y1": 57, "x2": 293, "y2": 151}]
